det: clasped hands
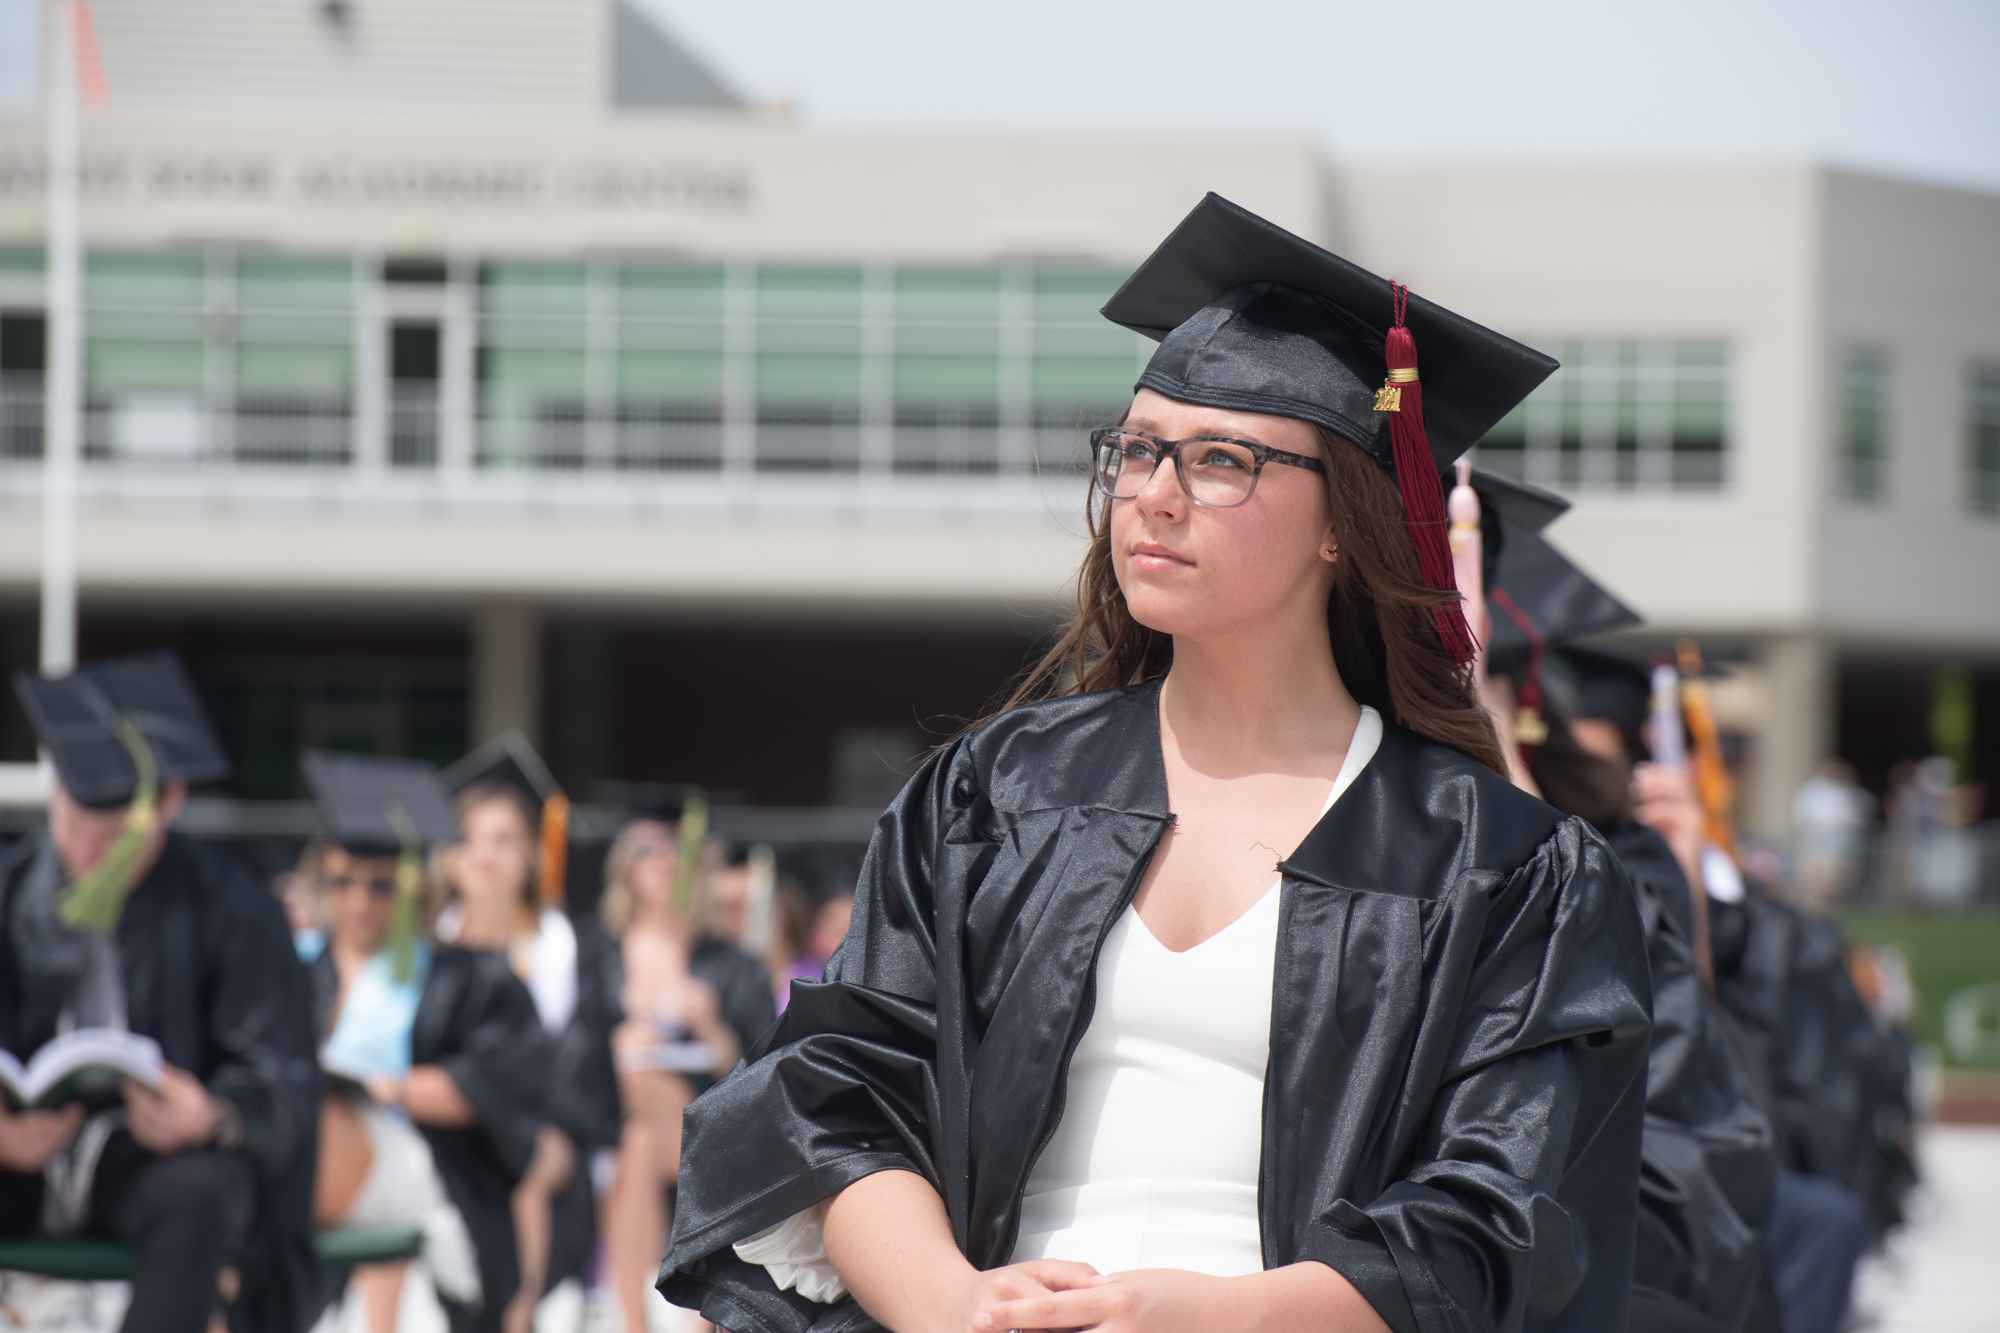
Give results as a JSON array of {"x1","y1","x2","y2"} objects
[
  {"x1": 960, "y1": 1260, "x2": 1248, "y2": 1333},
  {"x1": 0, "y1": 1063, "x2": 224, "y2": 1171}
]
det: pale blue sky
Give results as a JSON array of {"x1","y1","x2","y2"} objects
[{"x1": 637, "y1": 0, "x2": 2000, "y2": 192}]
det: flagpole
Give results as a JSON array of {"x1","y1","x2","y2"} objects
[{"x1": 41, "y1": 0, "x2": 81, "y2": 678}]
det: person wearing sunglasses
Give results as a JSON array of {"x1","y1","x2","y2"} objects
[
  {"x1": 659, "y1": 196, "x2": 1652, "y2": 1333},
  {"x1": 300, "y1": 752, "x2": 552, "y2": 1333}
]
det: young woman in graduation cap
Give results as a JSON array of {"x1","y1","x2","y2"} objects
[
  {"x1": 300, "y1": 751, "x2": 554, "y2": 1333},
  {"x1": 659, "y1": 196, "x2": 1653, "y2": 1333}
]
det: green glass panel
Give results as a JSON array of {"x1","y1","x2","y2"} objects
[
  {"x1": 236, "y1": 312, "x2": 350, "y2": 345},
  {"x1": 758, "y1": 352, "x2": 862, "y2": 399},
  {"x1": 484, "y1": 347, "x2": 587, "y2": 393},
  {"x1": 484, "y1": 262, "x2": 588, "y2": 317},
  {"x1": 236, "y1": 256, "x2": 352, "y2": 313},
  {"x1": 237, "y1": 342, "x2": 352, "y2": 393},
  {"x1": 897, "y1": 269, "x2": 1000, "y2": 312},
  {"x1": 895, "y1": 355, "x2": 998, "y2": 399},
  {"x1": 616, "y1": 349, "x2": 722, "y2": 395},
  {"x1": 86, "y1": 252, "x2": 204, "y2": 308},
  {"x1": 482, "y1": 312, "x2": 587, "y2": 350},
  {"x1": 86, "y1": 339, "x2": 203, "y2": 391},
  {"x1": 616, "y1": 264, "x2": 725, "y2": 320},
  {"x1": 0, "y1": 250, "x2": 45, "y2": 280},
  {"x1": 1032, "y1": 355, "x2": 1132, "y2": 400},
  {"x1": 1480, "y1": 403, "x2": 1527, "y2": 444}
]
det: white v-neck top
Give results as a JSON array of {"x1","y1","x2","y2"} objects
[
  {"x1": 735, "y1": 706, "x2": 1383, "y2": 1299},
  {"x1": 1009, "y1": 705, "x2": 1382, "y2": 1276}
]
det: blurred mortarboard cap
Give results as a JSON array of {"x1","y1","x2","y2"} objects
[
  {"x1": 1469, "y1": 468, "x2": 1568, "y2": 534},
  {"x1": 1485, "y1": 523, "x2": 1641, "y2": 677},
  {"x1": 1101, "y1": 194, "x2": 1559, "y2": 475},
  {"x1": 13, "y1": 651, "x2": 230, "y2": 809},
  {"x1": 439, "y1": 730, "x2": 562, "y2": 818},
  {"x1": 301, "y1": 750, "x2": 461, "y2": 857},
  {"x1": 1544, "y1": 645, "x2": 1654, "y2": 734}
]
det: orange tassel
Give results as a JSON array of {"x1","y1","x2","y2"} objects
[{"x1": 539, "y1": 792, "x2": 570, "y2": 907}]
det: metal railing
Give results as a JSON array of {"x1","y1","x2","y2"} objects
[{"x1": 0, "y1": 378, "x2": 1109, "y2": 504}]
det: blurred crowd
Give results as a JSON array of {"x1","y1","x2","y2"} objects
[
  {"x1": 0, "y1": 621, "x2": 1944, "y2": 1333},
  {"x1": 0, "y1": 656, "x2": 852, "y2": 1333}
]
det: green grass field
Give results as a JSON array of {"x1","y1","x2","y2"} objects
[{"x1": 1840, "y1": 909, "x2": 2000, "y2": 1065}]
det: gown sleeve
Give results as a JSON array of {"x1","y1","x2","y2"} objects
[
  {"x1": 428, "y1": 949, "x2": 556, "y2": 1180},
  {"x1": 193, "y1": 847, "x2": 322, "y2": 1185},
  {"x1": 1288, "y1": 817, "x2": 1653, "y2": 1333},
  {"x1": 659, "y1": 742, "x2": 964, "y2": 1332}
]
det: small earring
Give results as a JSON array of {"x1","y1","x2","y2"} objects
[{"x1": 1322, "y1": 545, "x2": 1339, "y2": 562}]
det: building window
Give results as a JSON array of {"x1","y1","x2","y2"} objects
[
  {"x1": 1968, "y1": 363, "x2": 2000, "y2": 517},
  {"x1": 1470, "y1": 340, "x2": 1729, "y2": 492},
  {"x1": 474, "y1": 257, "x2": 1145, "y2": 476},
  {"x1": 75, "y1": 249, "x2": 357, "y2": 467},
  {"x1": 1836, "y1": 347, "x2": 1891, "y2": 503}
]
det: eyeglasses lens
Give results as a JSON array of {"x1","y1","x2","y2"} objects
[{"x1": 1093, "y1": 431, "x2": 1258, "y2": 507}]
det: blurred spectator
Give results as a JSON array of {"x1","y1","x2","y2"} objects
[
  {"x1": 707, "y1": 859, "x2": 750, "y2": 948},
  {"x1": 302, "y1": 839, "x2": 500, "y2": 1332},
  {"x1": 809, "y1": 892, "x2": 854, "y2": 965},
  {"x1": 437, "y1": 786, "x2": 576, "y2": 1333},
  {"x1": 767, "y1": 881, "x2": 819, "y2": 1013},
  {"x1": 599, "y1": 820, "x2": 775, "y2": 1333},
  {"x1": 1889, "y1": 757, "x2": 1985, "y2": 909},
  {"x1": 1791, "y1": 762, "x2": 1871, "y2": 916}
]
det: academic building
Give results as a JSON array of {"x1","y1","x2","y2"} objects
[{"x1": 2, "y1": 0, "x2": 1998, "y2": 865}]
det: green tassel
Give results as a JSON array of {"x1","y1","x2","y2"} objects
[
  {"x1": 382, "y1": 800, "x2": 424, "y2": 984},
  {"x1": 57, "y1": 720, "x2": 159, "y2": 935},
  {"x1": 673, "y1": 787, "x2": 708, "y2": 916}
]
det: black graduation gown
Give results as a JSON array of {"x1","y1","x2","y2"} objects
[
  {"x1": 659, "y1": 683, "x2": 1653, "y2": 1333},
  {"x1": 1601, "y1": 825, "x2": 1775, "y2": 1332},
  {"x1": 543, "y1": 922, "x2": 777, "y2": 1294},
  {"x1": 0, "y1": 832, "x2": 321, "y2": 1333},
  {"x1": 556, "y1": 922, "x2": 779, "y2": 1153},
  {"x1": 1706, "y1": 892, "x2": 1913, "y2": 1232},
  {"x1": 309, "y1": 945, "x2": 553, "y2": 1331}
]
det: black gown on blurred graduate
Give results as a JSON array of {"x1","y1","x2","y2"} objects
[
  {"x1": 0, "y1": 653, "x2": 321, "y2": 1333},
  {"x1": 660, "y1": 197, "x2": 1655, "y2": 1333},
  {"x1": 1484, "y1": 517, "x2": 1778, "y2": 1333},
  {"x1": 302, "y1": 750, "x2": 555, "y2": 1333}
]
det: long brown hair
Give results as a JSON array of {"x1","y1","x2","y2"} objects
[{"x1": 999, "y1": 423, "x2": 1508, "y2": 776}]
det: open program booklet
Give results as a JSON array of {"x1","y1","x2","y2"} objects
[{"x1": 0, "y1": 1028, "x2": 164, "y2": 1111}]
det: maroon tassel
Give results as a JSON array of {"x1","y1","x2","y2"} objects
[
  {"x1": 1378, "y1": 282, "x2": 1475, "y2": 664},
  {"x1": 1488, "y1": 585, "x2": 1552, "y2": 765}
]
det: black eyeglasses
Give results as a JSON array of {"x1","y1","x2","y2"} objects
[{"x1": 1089, "y1": 427, "x2": 1326, "y2": 509}]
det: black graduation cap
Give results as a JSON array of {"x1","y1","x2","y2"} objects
[
  {"x1": 438, "y1": 730, "x2": 561, "y2": 820},
  {"x1": 1485, "y1": 523, "x2": 1641, "y2": 677},
  {"x1": 1104, "y1": 194, "x2": 1559, "y2": 662},
  {"x1": 1469, "y1": 468, "x2": 1568, "y2": 534},
  {"x1": 1543, "y1": 645, "x2": 1654, "y2": 736},
  {"x1": 301, "y1": 750, "x2": 462, "y2": 859},
  {"x1": 1102, "y1": 194, "x2": 1559, "y2": 475},
  {"x1": 13, "y1": 651, "x2": 231, "y2": 809}
]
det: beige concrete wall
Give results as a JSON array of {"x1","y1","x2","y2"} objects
[
  {"x1": 0, "y1": 115, "x2": 1327, "y2": 264},
  {"x1": 1818, "y1": 170, "x2": 2000, "y2": 649},
  {"x1": 1330, "y1": 160, "x2": 1830, "y2": 637}
]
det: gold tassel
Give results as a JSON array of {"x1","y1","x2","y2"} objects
[
  {"x1": 673, "y1": 787, "x2": 708, "y2": 917},
  {"x1": 382, "y1": 800, "x2": 425, "y2": 984}
]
